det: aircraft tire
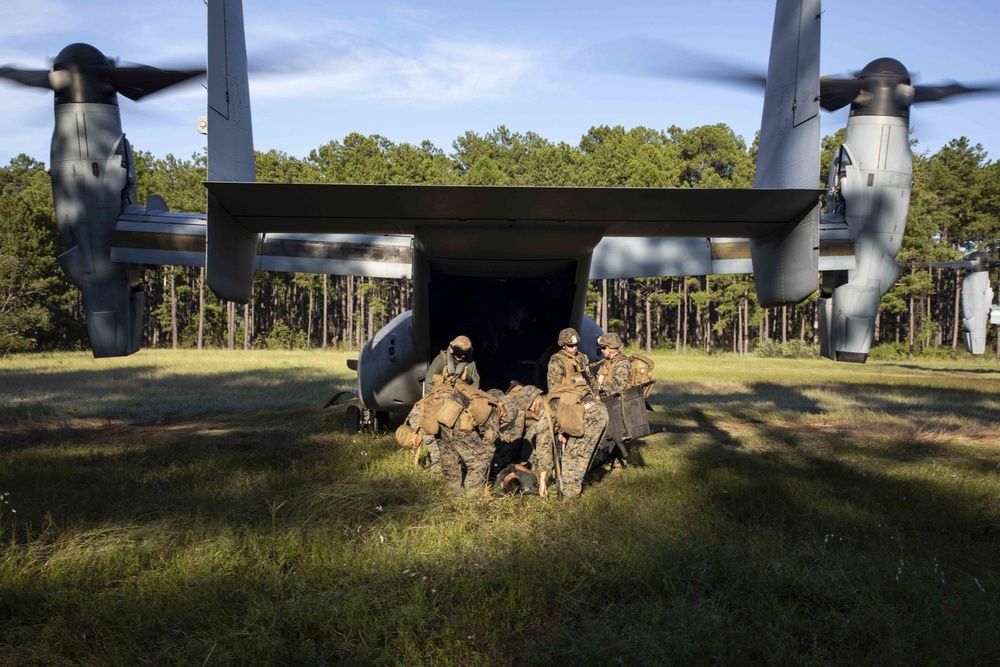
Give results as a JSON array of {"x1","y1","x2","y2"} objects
[
  {"x1": 345, "y1": 405, "x2": 361, "y2": 435},
  {"x1": 373, "y1": 411, "x2": 391, "y2": 433}
]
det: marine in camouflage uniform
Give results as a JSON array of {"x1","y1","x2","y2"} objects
[
  {"x1": 528, "y1": 404, "x2": 556, "y2": 490},
  {"x1": 593, "y1": 332, "x2": 632, "y2": 397},
  {"x1": 546, "y1": 327, "x2": 597, "y2": 395},
  {"x1": 436, "y1": 390, "x2": 499, "y2": 495},
  {"x1": 426, "y1": 335, "x2": 480, "y2": 392},
  {"x1": 534, "y1": 392, "x2": 608, "y2": 498},
  {"x1": 402, "y1": 400, "x2": 441, "y2": 471},
  {"x1": 490, "y1": 383, "x2": 545, "y2": 482},
  {"x1": 497, "y1": 384, "x2": 544, "y2": 447},
  {"x1": 538, "y1": 328, "x2": 608, "y2": 497},
  {"x1": 408, "y1": 335, "x2": 479, "y2": 472}
]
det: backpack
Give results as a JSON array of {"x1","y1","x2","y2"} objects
[{"x1": 627, "y1": 353, "x2": 655, "y2": 397}]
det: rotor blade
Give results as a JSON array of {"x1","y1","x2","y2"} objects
[
  {"x1": 0, "y1": 66, "x2": 53, "y2": 90},
  {"x1": 107, "y1": 65, "x2": 205, "y2": 101},
  {"x1": 567, "y1": 36, "x2": 766, "y2": 90},
  {"x1": 913, "y1": 81, "x2": 1000, "y2": 104},
  {"x1": 818, "y1": 76, "x2": 864, "y2": 112}
]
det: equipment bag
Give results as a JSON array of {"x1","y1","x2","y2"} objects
[{"x1": 627, "y1": 353, "x2": 655, "y2": 397}]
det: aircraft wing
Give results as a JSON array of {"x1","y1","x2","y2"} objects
[
  {"x1": 203, "y1": 182, "x2": 821, "y2": 238},
  {"x1": 111, "y1": 208, "x2": 413, "y2": 278},
  {"x1": 113, "y1": 192, "x2": 852, "y2": 282},
  {"x1": 591, "y1": 217, "x2": 854, "y2": 278}
]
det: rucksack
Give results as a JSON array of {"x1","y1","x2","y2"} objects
[{"x1": 627, "y1": 353, "x2": 655, "y2": 397}]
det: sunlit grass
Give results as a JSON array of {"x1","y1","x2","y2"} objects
[{"x1": 1, "y1": 350, "x2": 999, "y2": 664}]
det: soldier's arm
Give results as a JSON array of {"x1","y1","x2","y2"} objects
[
  {"x1": 546, "y1": 358, "x2": 563, "y2": 391},
  {"x1": 427, "y1": 353, "x2": 444, "y2": 376},
  {"x1": 579, "y1": 353, "x2": 600, "y2": 394},
  {"x1": 606, "y1": 357, "x2": 632, "y2": 395},
  {"x1": 467, "y1": 361, "x2": 481, "y2": 389}
]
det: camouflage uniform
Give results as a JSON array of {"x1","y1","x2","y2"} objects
[
  {"x1": 497, "y1": 384, "x2": 544, "y2": 446},
  {"x1": 528, "y1": 404, "x2": 556, "y2": 476},
  {"x1": 435, "y1": 389, "x2": 499, "y2": 495},
  {"x1": 547, "y1": 349, "x2": 597, "y2": 395},
  {"x1": 595, "y1": 354, "x2": 632, "y2": 397},
  {"x1": 403, "y1": 401, "x2": 440, "y2": 470},
  {"x1": 533, "y1": 392, "x2": 608, "y2": 498},
  {"x1": 438, "y1": 423, "x2": 493, "y2": 494},
  {"x1": 556, "y1": 395, "x2": 608, "y2": 497},
  {"x1": 491, "y1": 384, "x2": 544, "y2": 479}
]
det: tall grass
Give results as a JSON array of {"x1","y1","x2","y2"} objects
[{"x1": 1, "y1": 350, "x2": 998, "y2": 665}]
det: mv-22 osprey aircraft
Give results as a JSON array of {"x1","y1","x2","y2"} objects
[
  {"x1": 1, "y1": 0, "x2": 996, "y2": 429},
  {"x1": 921, "y1": 253, "x2": 1000, "y2": 356}
]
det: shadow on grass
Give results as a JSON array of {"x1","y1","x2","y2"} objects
[
  {"x1": 652, "y1": 381, "x2": 824, "y2": 415},
  {"x1": 649, "y1": 376, "x2": 1000, "y2": 432},
  {"x1": 0, "y1": 364, "x2": 356, "y2": 426},
  {"x1": 889, "y1": 363, "x2": 1000, "y2": 376},
  {"x1": 2, "y1": 357, "x2": 999, "y2": 665},
  {"x1": 509, "y1": 423, "x2": 1000, "y2": 664}
]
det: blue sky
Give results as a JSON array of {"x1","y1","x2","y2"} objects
[{"x1": 2, "y1": 0, "x2": 998, "y2": 166}]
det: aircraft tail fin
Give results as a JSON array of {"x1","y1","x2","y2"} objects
[
  {"x1": 206, "y1": 0, "x2": 259, "y2": 302},
  {"x1": 750, "y1": 0, "x2": 821, "y2": 306}
]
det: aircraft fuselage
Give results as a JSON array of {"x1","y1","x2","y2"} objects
[{"x1": 356, "y1": 225, "x2": 604, "y2": 412}]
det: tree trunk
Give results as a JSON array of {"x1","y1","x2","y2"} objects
[
  {"x1": 227, "y1": 301, "x2": 235, "y2": 350},
  {"x1": 704, "y1": 276, "x2": 712, "y2": 354},
  {"x1": 908, "y1": 295, "x2": 915, "y2": 358},
  {"x1": 951, "y1": 273, "x2": 961, "y2": 357},
  {"x1": 743, "y1": 299, "x2": 750, "y2": 354},
  {"x1": 736, "y1": 300, "x2": 741, "y2": 354},
  {"x1": 347, "y1": 276, "x2": 354, "y2": 349},
  {"x1": 645, "y1": 295, "x2": 652, "y2": 353},
  {"x1": 170, "y1": 271, "x2": 178, "y2": 349},
  {"x1": 322, "y1": 274, "x2": 329, "y2": 350},
  {"x1": 683, "y1": 280, "x2": 689, "y2": 354},
  {"x1": 307, "y1": 285, "x2": 314, "y2": 348},
  {"x1": 197, "y1": 267, "x2": 205, "y2": 350},
  {"x1": 367, "y1": 284, "x2": 374, "y2": 341},
  {"x1": 934, "y1": 267, "x2": 943, "y2": 348},
  {"x1": 601, "y1": 278, "x2": 608, "y2": 331},
  {"x1": 243, "y1": 303, "x2": 250, "y2": 350}
]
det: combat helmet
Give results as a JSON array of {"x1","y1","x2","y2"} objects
[
  {"x1": 597, "y1": 332, "x2": 623, "y2": 349},
  {"x1": 557, "y1": 327, "x2": 580, "y2": 346},
  {"x1": 449, "y1": 335, "x2": 473, "y2": 357}
]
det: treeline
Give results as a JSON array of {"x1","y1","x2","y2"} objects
[{"x1": 1, "y1": 124, "x2": 999, "y2": 358}]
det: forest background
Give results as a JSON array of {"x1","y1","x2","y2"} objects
[{"x1": 2, "y1": 123, "x2": 999, "y2": 359}]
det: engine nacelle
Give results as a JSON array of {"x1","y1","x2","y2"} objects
[
  {"x1": 357, "y1": 311, "x2": 426, "y2": 413},
  {"x1": 960, "y1": 269, "x2": 994, "y2": 355},
  {"x1": 51, "y1": 101, "x2": 144, "y2": 357},
  {"x1": 818, "y1": 114, "x2": 911, "y2": 362}
]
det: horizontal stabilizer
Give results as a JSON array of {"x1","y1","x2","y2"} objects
[{"x1": 203, "y1": 182, "x2": 822, "y2": 238}]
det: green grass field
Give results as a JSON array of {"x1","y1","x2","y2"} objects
[{"x1": 1, "y1": 350, "x2": 998, "y2": 665}]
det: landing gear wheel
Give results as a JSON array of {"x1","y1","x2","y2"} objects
[
  {"x1": 345, "y1": 405, "x2": 361, "y2": 435},
  {"x1": 373, "y1": 411, "x2": 391, "y2": 433}
]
